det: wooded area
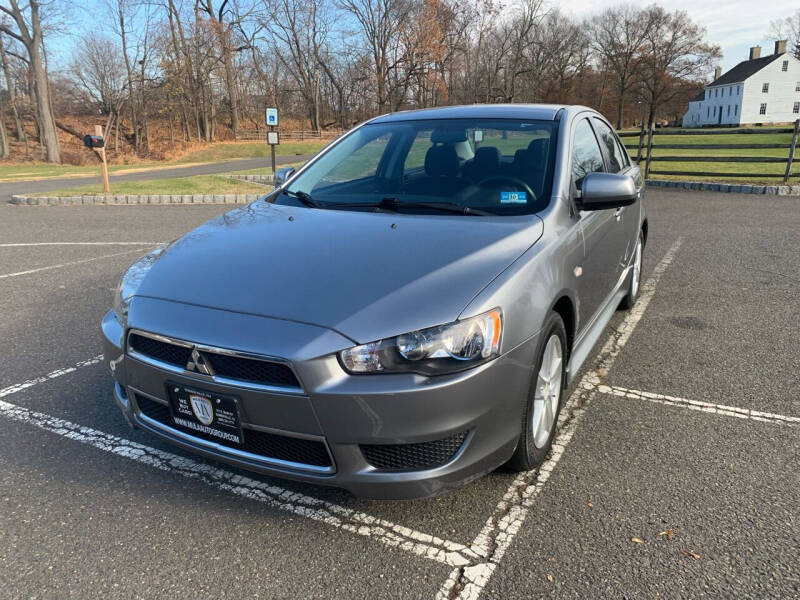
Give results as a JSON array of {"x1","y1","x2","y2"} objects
[{"x1": 0, "y1": 0, "x2": 794, "y2": 164}]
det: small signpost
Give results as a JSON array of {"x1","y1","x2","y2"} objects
[
  {"x1": 266, "y1": 107, "x2": 279, "y2": 174},
  {"x1": 83, "y1": 125, "x2": 110, "y2": 194}
]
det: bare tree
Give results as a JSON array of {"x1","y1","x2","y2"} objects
[
  {"x1": 638, "y1": 6, "x2": 719, "y2": 131},
  {"x1": 769, "y1": 9, "x2": 800, "y2": 59},
  {"x1": 590, "y1": 5, "x2": 651, "y2": 128},
  {"x1": 0, "y1": 0, "x2": 60, "y2": 162},
  {"x1": 339, "y1": 0, "x2": 415, "y2": 113}
]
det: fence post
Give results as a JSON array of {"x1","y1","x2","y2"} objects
[
  {"x1": 636, "y1": 121, "x2": 646, "y2": 164},
  {"x1": 784, "y1": 119, "x2": 799, "y2": 183},
  {"x1": 644, "y1": 123, "x2": 655, "y2": 178}
]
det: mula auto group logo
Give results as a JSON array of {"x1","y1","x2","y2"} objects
[{"x1": 189, "y1": 394, "x2": 214, "y2": 425}]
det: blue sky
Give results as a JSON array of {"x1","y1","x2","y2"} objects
[{"x1": 46, "y1": 0, "x2": 797, "y2": 80}]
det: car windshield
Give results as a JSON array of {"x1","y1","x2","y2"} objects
[{"x1": 280, "y1": 118, "x2": 557, "y2": 215}]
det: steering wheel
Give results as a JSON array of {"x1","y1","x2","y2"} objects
[{"x1": 475, "y1": 175, "x2": 536, "y2": 202}]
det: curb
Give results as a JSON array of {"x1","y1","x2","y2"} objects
[
  {"x1": 9, "y1": 193, "x2": 265, "y2": 206},
  {"x1": 645, "y1": 179, "x2": 800, "y2": 196}
]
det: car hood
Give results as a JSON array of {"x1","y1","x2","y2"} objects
[{"x1": 137, "y1": 202, "x2": 543, "y2": 343}]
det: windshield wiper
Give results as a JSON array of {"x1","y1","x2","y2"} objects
[
  {"x1": 284, "y1": 189, "x2": 324, "y2": 209},
  {"x1": 325, "y1": 197, "x2": 493, "y2": 216}
]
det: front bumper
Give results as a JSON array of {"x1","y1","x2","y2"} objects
[{"x1": 102, "y1": 298, "x2": 537, "y2": 499}]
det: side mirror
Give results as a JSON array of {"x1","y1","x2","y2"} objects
[
  {"x1": 274, "y1": 167, "x2": 296, "y2": 187},
  {"x1": 578, "y1": 172, "x2": 637, "y2": 211}
]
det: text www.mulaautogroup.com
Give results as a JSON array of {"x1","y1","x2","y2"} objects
[{"x1": 173, "y1": 417, "x2": 240, "y2": 443}]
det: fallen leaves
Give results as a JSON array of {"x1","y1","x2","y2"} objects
[
  {"x1": 546, "y1": 574, "x2": 554, "y2": 583},
  {"x1": 631, "y1": 537, "x2": 644, "y2": 544},
  {"x1": 682, "y1": 549, "x2": 701, "y2": 560},
  {"x1": 658, "y1": 529, "x2": 675, "y2": 540},
  {"x1": 587, "y1": 502, "x2": 594, "y2": 508}
]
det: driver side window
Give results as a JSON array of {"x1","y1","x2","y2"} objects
[{"x1": 571, "y1": 119, "x2": 605, "y2": 190}]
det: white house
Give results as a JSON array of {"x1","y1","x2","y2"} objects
[{"x1": 682, "y1": 41, "x2": 800, "y2": 127}]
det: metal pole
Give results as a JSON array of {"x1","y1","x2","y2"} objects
[
  {"x1": 783, "y1": 119, "x2": 799, "y2": 183},
  {"x1": 95, "y1": 124, "x2": 110, "y2": 194},
  {"x1": 270, "y1": 125, "x2": 276, "y2": 174}
]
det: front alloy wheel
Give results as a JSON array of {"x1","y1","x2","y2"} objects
[{"x1": 507, "y1": 312, "x2": 567, "y2": 471}]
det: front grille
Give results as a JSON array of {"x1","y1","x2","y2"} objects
[
  {"x1": 205, "y1": 353, "x2": 299, "y2": 388},
  {"x1": 361, "y1": 432, "x2": 468, "y2": 472},
  {"x1": 134, "y1": 394, "x2": 332, "y2": 468},
  {"x1": 128, "y1": 332, "x2": 300, "y2": 389},
  {"x1": 129, "y1": 333, "x2": 192, "y2": 368}
]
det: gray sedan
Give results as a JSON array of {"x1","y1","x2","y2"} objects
[{"x1": 101, "y1": 104, "x2": 646, "y2": 499}]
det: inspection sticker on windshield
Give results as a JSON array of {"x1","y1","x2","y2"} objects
[{"x1": 501, "y1": 191, "x2": 527, "y2": 204}]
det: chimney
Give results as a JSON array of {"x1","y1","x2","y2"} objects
[
  {"x1": 775, "y1": 40, "x2": 787, "y2": 55},
  {"x1": 714, "y1": 66, "x2": 722, "y2": 80},
  {"x1": 749, "y1": 46, "x2": 761, "y2": 60}
]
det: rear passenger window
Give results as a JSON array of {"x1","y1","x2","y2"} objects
[
  {"x1": 571, "y1": 119, "x2": 605, "y2": 189},
  {"x1": 592, "y1": 118, "x2": 627, "y2": 173}
]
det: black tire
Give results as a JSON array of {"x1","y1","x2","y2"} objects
[
  {"x1": 506, "y1": 312, "x2": 567, "y2": 472},
  {"x1": 619, "y1": 230, "x2": 644, "y2": 311}
]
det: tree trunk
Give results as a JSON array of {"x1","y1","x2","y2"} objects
[
  {"x1": 0, "y1": 35, "x2": 25, "y2": 143},
  {"x1": 6, "y1": 0, "x2": 60, "y2": 163},
  {"x1": 0, "y1": 117, "x2": 8, "y2": 158}
]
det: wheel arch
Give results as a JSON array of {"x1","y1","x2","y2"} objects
[{"x1": 549, "y1": 294, "x2": 576, "y2": 361}]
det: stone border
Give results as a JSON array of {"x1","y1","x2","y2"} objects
[
  {"x1": 225, "y1": 174, "x2": 274, "y2": 185},
  {"x1": 646, "y1": 179, "x2": 800, "y2": 196},
  {"x1": 9, "y1": 193, "x2": 265, "y2": 206}
]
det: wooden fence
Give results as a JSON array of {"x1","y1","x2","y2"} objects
[
  {"x1": 237, "y1": 130, "x2": 343, "y2": 141},
  {"x1": 619, "y1": 120, "x2": 800, "y2": 182}
]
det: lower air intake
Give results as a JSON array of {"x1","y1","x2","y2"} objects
[{"x1": 360, "y1": 431, "x2": 468, "y2": 472}]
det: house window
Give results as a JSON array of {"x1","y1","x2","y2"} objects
[
  {"x1": 707, "y1": 106, "x2": 710, "y2": 117},
  {"x1": 794, "y1": 102, "x2": 800, "y2": 114},
  {"x1": 727, "y1": 105, "x2": 731, "y2": 116},
  {"x1": 796, "y1": 82, "x2": 800, "y2": 92},
  {"x1": 729, "y1": 87, "x2": 732, "y2": 96},
  {"x1": 762, "y1": 83, "x2": 769, "y2": 93},
  {"x1": 735, "y1": 105, "x2": 738, "y2": 116},
  {"x1": 782, "y1": 60, "x2": 789, "y2": 71},
  {"x1": 737, "y1": 86, "x2": 741, "y2": 95},
  {"x1": 760, "y1": 103, "x2": 767, "y2": 115}
]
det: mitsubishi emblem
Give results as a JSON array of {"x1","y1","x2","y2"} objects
[{"x1": 186, "y1": 348, "x2": 214, "y2": 376}]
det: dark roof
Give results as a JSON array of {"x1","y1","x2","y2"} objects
[
  {"x1": 708, "y1": 53, "x2": 784, "y2": 87},
  {"x1": 690, "y1": 90, "x2": 705, "y2": 102},
  {"x1": 369, "y1": 104, "x2": 566, "y2": 123}
]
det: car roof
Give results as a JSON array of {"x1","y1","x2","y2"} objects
[{"x1": 368, "y1": 104, "x2": 583, "y2": 123}]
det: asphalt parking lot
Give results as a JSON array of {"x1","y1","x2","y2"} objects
[{"x1": 1, "y1": 189, "x2": 798, "y2": 599}]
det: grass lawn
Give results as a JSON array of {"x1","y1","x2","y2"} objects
[
  {"x1": 0, "y1": 140, "x2": 327, "y2": 182},
  {"x1": 33, "y1": 175, "x2": 269, "y2": 197},
  {"x1": 175, "y1": 140, "x2": 326, "y2": 163},
  {"x1": 229, "y1": 161, "x2": 307, "y2": 175}
]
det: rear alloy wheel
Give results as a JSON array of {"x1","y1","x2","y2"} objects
[
  {"x1": 619, "y1": 230, "x2": 644, "y2": 310},
  {"x1": 506, "y1": 313, "x2": 567, "y2": 471}
]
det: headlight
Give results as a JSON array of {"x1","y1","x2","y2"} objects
[
  {"x1": 113, "y1": 243, "x2": 170, "y2": 319},
  {"x1": 339, "y1": 309, "x2": 502, "y2": 376}
]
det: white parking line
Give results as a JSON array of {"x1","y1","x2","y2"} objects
[
  {"x1": 0, "y1": 242, "x2": 162, "y2": 247},
  {"x1": 0, "y1": 247, "x2": 150, "y2": 279},
  {"x1": 0, "y1": 356, "x2": 478, "y2": 568},
  {"x1": 437, "y1": 237, "x2": 684, "y2": 600},
  {"x1": 601, "y1": 385, "x2": 800, "y2": 425},
  {"x1": 0, "y1": 356, "x2": 103, "y2": 398}
]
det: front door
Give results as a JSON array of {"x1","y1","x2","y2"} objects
[{"x1": 570, "y1": 117, "x2": 623, "y2": 326}]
